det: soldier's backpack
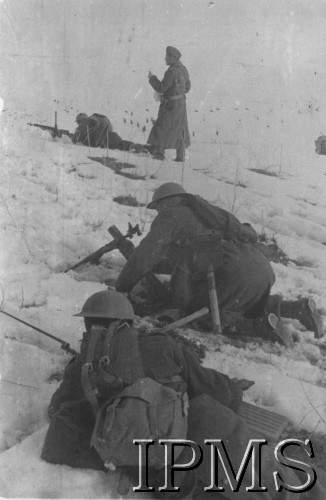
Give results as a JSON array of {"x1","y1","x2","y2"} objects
[
  {"x1": 186, "y1": 194, "x2": 258, "y2": 245},
  {"x1": 81, "y1": 324, "x2": 189, "y2": 470}
]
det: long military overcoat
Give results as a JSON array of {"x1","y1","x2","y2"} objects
[{"x1": 147, "y1": 60, "x2": 191, "y2": 151}]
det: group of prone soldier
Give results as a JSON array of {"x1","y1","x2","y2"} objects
[
  {"x1": 71, "y1": 112, "x2": 153, "y2": 153},
  {"x1": 29, "y1": 112, "x2": 154, "y2": 154},
  {"x1": 40, "y1": 182, "x2": 325, "y2": 499}
]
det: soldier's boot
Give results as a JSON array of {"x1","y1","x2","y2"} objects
[
  {"x1": 267, "y1": 294, "x2": 324, "y2": 339},
  {"x1": 266, "y1": 294, "x2": 282, "y2": 317},
  {"x1": 284, "y1": 297, "x2": 323, "y2": 339},
  {"x1": 222, "y1": 312, "x2": 293, "y2": 347},
  {"x1": 152, "y1": 147, "x2": 165, "y2": 160},
  {"x1": 175, "y1": 138, "x2": 185, "y2": 162},
  {"x1": 131, "y1": 143, "x2": 150, "y2": 154},
  {"x1": 174, "y1": 150, "x2": 185, "y2": 162},
  {"x1": 264, "y1": 294, "x2": 293, "y2": 345},
  {"x1": 253, "y1": 313, "x2": 294, "y2": 348}
]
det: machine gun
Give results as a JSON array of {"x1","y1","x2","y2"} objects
[
  {"x1": 0, "y1": 309, "x2": 77, "y2": 356},
  {"x1": 28, "y1": 111, "x2": 73, "y2": 139},
  {"x1": 65, "y1": 224, "x2": 170, "y2": 302},
  {"x1": 65, "y1": 223, "x2": 142, "y2": 273},
  {"x1": 108, "y1": 225, "x2": 171, "y2": 302}
]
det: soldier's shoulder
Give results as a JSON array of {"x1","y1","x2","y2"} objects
[
  {"x1": 173, "y1": 61, "x2": 188, "y2": 71},
  {"x1": 174, "y1": 203, "x2": 195, "y2": 220}
]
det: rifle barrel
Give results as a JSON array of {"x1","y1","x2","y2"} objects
[
  {"x1": 0, "y1": 309, "x2": 77, "y2": 355},
  {"x1": 65, "y1": 239, "x2": 119, "y2": 272},
  {"x1": 27, "y1": 123, "x2": 72, "y2": 139},
  {"x1": 28, "y1": 123, "x2": 48, "y2": 128}
]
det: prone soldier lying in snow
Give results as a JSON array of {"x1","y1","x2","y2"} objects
[
  {"x1": 115, "y1": 183, "x2": 323, "y2": 345},
  {"x1": 72, "y1": 112, "x2": 151, "y2": 153},
  {"x1": 41, "y1": 290, "x2": 241, "y2": 496},
  {"x1": 41, "y1": 290, "x2": 326, "y2": 498}
]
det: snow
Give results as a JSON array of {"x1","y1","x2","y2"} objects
[{"x1": 1, "y1": 0, "x2": 326, "y2": 497}]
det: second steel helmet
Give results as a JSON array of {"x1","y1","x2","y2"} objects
[
  {"x1": 74, "y1": 290, "x2": 135, "y2": 320},
  {"x1": 75, "y1": 112, "x2": 88, "y2": 123},
  {"x1": 147, "y1": 182, "x2": 188, "y2": 209}
]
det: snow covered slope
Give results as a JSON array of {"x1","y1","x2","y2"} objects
[{"x1": 1, "y1": 0, "x2": 326, "y2": 497}]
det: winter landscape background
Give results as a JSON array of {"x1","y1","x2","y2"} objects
[{"x1": 1, "y1": 0, "x2": 326, "y2": 497}]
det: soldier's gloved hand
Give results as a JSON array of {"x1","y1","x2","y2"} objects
[
  {"x1": 148, "y1": 71, "x2": 154, "y2": 79},
  {"x1": 230, "y1": 378, "x2": 255, "y2": 413},
  {"x1": 232, "y1": 378, "x2": 255, "y2": 392}
]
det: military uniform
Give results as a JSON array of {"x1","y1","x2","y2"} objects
[
  {"x1": 42, "y1": 324, "x2": 326, "y2": 499},
  {"x1": 41, "y1": 325, "x2": 241, "y2": 471},
  {"x1": 72, "y1": 112, "x2": 145, "y2": 152},
  {"x1": 116, "y1": 195, "x2": 275, "y2": 326},
  {"x1": 147, "y1": 46, "x2": 191, "y2": 161},
  {"x1": 116, "y1": 184, "x2": 323, "y2": 340},
  {"x1": 41, "y1": 291, "x2": 325, "y2": 498}
]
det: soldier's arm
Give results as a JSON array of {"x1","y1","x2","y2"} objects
[
  {"x1": 184, "y1": 67, "x2": 191, "y2": 93},
  {"x1": 151, "y1": 258, "x2": 174, "y2": 275},
  {"x1": 177, "y1": 343, "x2": 242, "y2": 413},
  {"x1": 47, "y1": 356, "x2": 84, "y2": 417},
  {"x1": 149, "y1": 68, "x2": 175, "y2": 94},
  {"x1": 115, "y1": 213, "x2": 176, "y2": 293},
  {"x1": 71, "y1": 128, "x2": 79, "y2": 144}
]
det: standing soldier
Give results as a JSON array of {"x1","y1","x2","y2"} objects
[{"x1": 147, "y1": 46, "x2": 191, "y2": 162}]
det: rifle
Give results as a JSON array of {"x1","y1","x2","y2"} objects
[
  {"x1": 28, "y1": 111, "x2": 73, "y2": 139},
  {"x1": 65, "y1": 223, "x2": 142, "y2": 273},
  {"x1": 0, "y1": 309, "x2": 77, "y2": 356}
]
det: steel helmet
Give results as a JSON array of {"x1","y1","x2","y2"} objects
[
  {"x1": 147, "y1": 182, "x2": 188, "y2": 209},
  {"x1": 75, "y1": 112, "x2": 88, "y2": 123},
  {"x1": 74, "y1": 290, "x2": 135, "y2": 320}
]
